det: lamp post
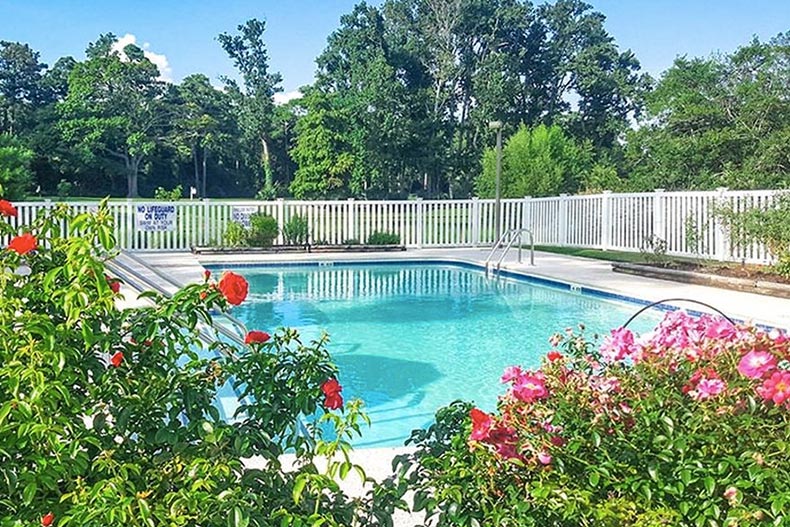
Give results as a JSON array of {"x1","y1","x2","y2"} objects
[{"x1": 488, "y1": 120, "x2": 503, "y2": 243}]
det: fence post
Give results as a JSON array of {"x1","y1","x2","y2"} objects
[
  {"x1": 416, "y1": 198, "x2": 424, "y2": 248},
  {"x1": 127, "y1": 199, "x2": 134, "y2": 250},
  {"x1": 600, "y1": 191, "x2": 612, "y2": 250},
  {"x1": 202, "y1": 198, "x2": 211, "y2": 247},
  {"x1": 714, "y1": 187, "x2": 730, "y2": 261},
  {"x1": 653, "y1": 188, "x2": 665, "y2": 244},
  {"x1": 347, "y1": 198, "x2": 355, "y2": 243},
  {"x1": 276, "y1": 198, "x2": 286, "y2": 245},
  {"x1": 559, "y1": 193, "x2": 569, "y2": 247},
  {"x1": 471, "y1": 197, "x2": 481, "y2": 247},
  {"x1": 521, "y1": 195, "x2": 532, "y2": 235}
]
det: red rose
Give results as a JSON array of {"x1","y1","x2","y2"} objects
[
  {"x1": 41, "y1": 512, "x2": 54, "y2": 526},
  {"x1": 547, "y1": 350, "x2": 564, "y2": 362},
  {"x1": 110, "y1": 352, "x2": 124, "y2": 368},
  {"x1": 321, "y1": 378, "x2": 341, "y2": 396},
  {"x1": 203, "y1": 269, "x2": 211, "y2": 281},
  {"x1": 245, "y1": 330, "x2": 270, "y2": 344},
  {"x1": 0, "y1": 200, "x2": 17, "y2": 217},
  {"x1": 324, "y1": 392, "x2": 343, "y2": 410},
  {"x1": 105, "y1": 274, "x2": 121, "y2": 293},
  {"x1": 218, "y1": 271, "x2": 248, "y2": 306},
  {"x1": 321, "y1": 378, "x2": 343, "y2": 410},
  {"x1": 8, "y1": 233, "x2": 37, "y2": 255}
]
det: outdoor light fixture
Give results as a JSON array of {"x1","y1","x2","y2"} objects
[{"x1": 488, "y1": 120, "x2": 504, "y2": 243}]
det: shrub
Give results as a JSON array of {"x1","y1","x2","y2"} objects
[
  {"x1": 0, "y1": 133, "x2": 33, "y2": 200},
  {"x1": 391, "y1": 313, "x2": 790, "y2": 526},
  {"x1": 224, "y1": 221, "x2": 247, "y2": 247},
  {"x1": 283, "y1": 214, "x2": 309, "y2": 245},
  {"x1": 639, "y1": 234, "x2": 669, "y2": 267},
  {"x1": 56, "y1": 179, "x2": 74, "y2": 198},
  {"x1": 247, "y1": 212, "x2": 278, "y2": 247},
  {"x1": 367, "y1": 231, "x2": 400, "y2": 245},
  {"x1": 475, "y1": 124, "x2": 593, "y2": 198},
  {"x1": 154, "y1": 184, "x2": 183, "y2": 201},
  {"x1": 0, "y1": 202, "x2": 397, "y2": 526},
  {"x1": 719, "y1": 195, "x2": 790, "y2": 277}
]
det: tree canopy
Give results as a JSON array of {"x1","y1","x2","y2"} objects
[{"x1": 0, "y1": 4, "x2": 787, "y2": 201}]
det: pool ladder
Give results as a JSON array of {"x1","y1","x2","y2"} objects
[
  {"x1": 107, "y1": 250, "x2": 249, "y2": 347},
  {"x1": 485, "y1": 228, "x2": 535, "y2": 277}
]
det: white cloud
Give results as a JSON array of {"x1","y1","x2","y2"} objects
[
  {"x1": 111, "y1": 33, "x2": 173, "y2": 82},
  {"x1": 274, "y1": 90, "x2": 303, "y2": 106}
]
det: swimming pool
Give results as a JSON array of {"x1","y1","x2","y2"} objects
[{"x1": 209, "y1": 261, "x2": 663, "y2": 448}]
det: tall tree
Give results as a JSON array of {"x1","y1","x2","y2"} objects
[
  {"x1": 173, "y1": 74, "x2": 235, "y2": 197},
  {"x1": 0, "y1": 41, "x2": 46, "y2": 134},
  {"x1": 59, "y1": 35, "x2": 169, "y2": 197},
  {"x1": 313, "y1": 2, "x2": 440, "y2": 197},
  {"x1": 289, "y1": 89, "x2": 358, "y2": 198},
  {"x1": 540, "y1": 0, "x2": 648, "y2": 149},
  {"x1": 625, "y1": 32, "x2": 790, "y2": 190},
  {"x1": 218, "y1": 19, "x2": 282, "y2": 198}
]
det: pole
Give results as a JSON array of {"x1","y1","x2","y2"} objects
[{"x1": 495, "y1": 127, "x2": 503, "y2": 243}]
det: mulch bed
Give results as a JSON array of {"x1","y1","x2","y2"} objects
[
  {"x1": 658, "y1": 261, "x2": 790, "y2": 286},
  {"x1": 612, "y1": 261, "x2": 790, "y2": 299}
]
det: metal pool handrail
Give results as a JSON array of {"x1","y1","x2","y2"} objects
[
  {"x1": 106, "y1": 252, "x2": 248, "y2": 348},
  {"x1": 485, "y1": 228, "x2": 535, "y2": 277},
  {"x1": 622, "y1": 298, "x2": 736, "y2": 329},
  {"x1": 118, "y1": 251, "x2": 249, "y2": 341}
]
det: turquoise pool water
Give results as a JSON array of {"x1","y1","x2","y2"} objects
[{"x1": 213, "y1": 262, "x2": 662, "y2": 448}]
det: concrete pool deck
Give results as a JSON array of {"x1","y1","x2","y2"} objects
[{"x1": 117, "y1": 247, "x2": 790, "y2": 526}]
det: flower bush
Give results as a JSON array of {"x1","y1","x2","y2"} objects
[
  {"x1": 0, "y1": 202, "x2": 399, "y2": 526},
  {"x1": 392, "y1": 313, "x2": 790, "y2": 526}
]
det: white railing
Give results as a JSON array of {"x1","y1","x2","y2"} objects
[{"x1": 4, "y1": 189, "x2": 783, "y2": 263}]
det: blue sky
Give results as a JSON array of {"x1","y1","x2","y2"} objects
[{"x1": 1, "y1": 0, "x2": 788, "y2": 100}]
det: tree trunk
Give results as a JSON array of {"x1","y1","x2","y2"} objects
[
  {"x1": 193, "y1": 145, "x2": 200, "y2": 197},
  {"x1": 261, "y1": 136, "x2": 272, "y2": 192},
  {"x1": 127, "y1": 156, "x2": 140, "y2": 198},
  {"x1": 201, "y1": 148, "x2": 208, "y2": 198}
]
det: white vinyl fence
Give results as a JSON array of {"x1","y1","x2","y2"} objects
[{"x1": 4, "y1": 189, "x2": 782, "y2": 263}]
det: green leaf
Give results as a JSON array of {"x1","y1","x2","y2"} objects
[
  {"x1": 588, "y1": 471, "x2": 600, "y2": 487},
  {"x1": 703, "y1": 476, "x2": 715, "y2": 496},
  {"x1": 22, "y1": 481, "x2": 37, "y2": 505},
  {"x1": 0, "y1": 402, "x2": 12, "y2": 426},
  {"x1": 228, "y1": 507, "x2": 249, "y2": 527},
  {"x1": 292, "y1": 475, "x2": 307, "y2": 505},
  {"x1": 648, "y1": 465, "x2": 659, "y2": 481}
]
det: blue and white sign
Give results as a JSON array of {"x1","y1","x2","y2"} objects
[
  {"x1": 231, "y1": 206, "x2": 258, "y2": 228},
  {"x1": 136, "y1": 204, "x2": 177, "y2": 232}
]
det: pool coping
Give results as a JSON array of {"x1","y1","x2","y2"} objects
[{"x1": 202, "y1": 257, "x2": 749, "y2": 327}]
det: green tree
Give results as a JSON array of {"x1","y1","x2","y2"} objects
[
  {"x1": 172, "y1": 74, "x2": 236, "y2": 198},
  {"x1": 314, "y1": 2, "x2": 441, "y2": 198},
  {"x1": 475, "y1": 124, "x2": 592, "y2": 198},
  {"x1": 0, "y1": 133, "x2": 34, "y2": 199},
  {"x1": 0, "y1": 41, "x2": 46, "y2": 134},
  {"x1": 59, "y1": 35, "x2": 170, "y2": 197},
  {"x1": 219, "y1": 19, "x2": 282, "y2": 199},
  {"x1": 625, "y1": 32, "x2": 790, "y2": 191},
  {"x1": 290, "y1": 89, "x2": 358, "y2": 198}
]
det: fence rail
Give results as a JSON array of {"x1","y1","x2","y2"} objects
[{"x1": 5, "y1": 189, "x2": 782, "y2": 263}]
